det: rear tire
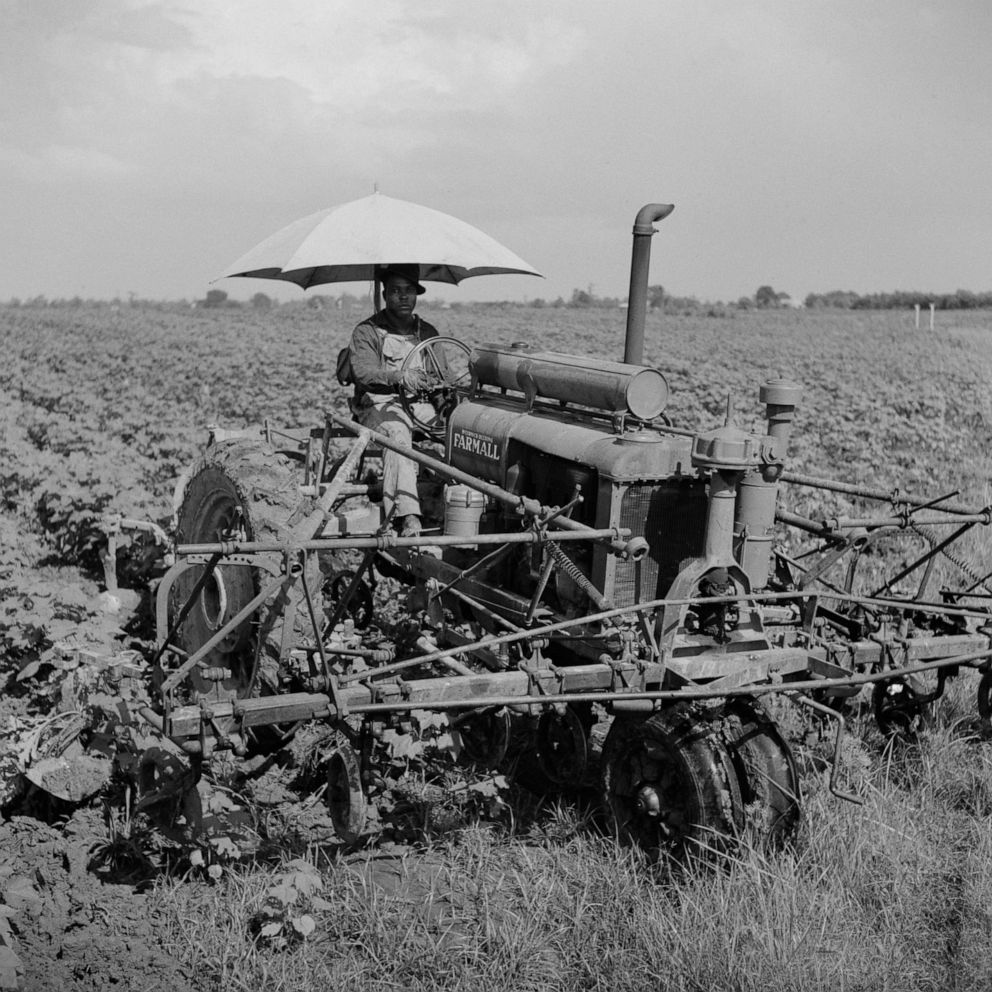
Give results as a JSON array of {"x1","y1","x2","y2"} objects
[{"x1": 171, "y1": 439, "x2": 326, "y2": 704}]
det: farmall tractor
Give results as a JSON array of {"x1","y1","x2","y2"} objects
[{"x1": 146, "y1": 204, "x2": 992, "y2": 860}]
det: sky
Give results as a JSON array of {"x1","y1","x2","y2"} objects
[{"x1": 2, "y1": 0, "x2": 991, "y2": 305}]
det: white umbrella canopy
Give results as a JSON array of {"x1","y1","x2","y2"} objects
[{"x1": 218, "y1": 192, "x2": 543, "y2": 289}]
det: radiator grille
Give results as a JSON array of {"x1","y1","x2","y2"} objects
[{"x1": 612, "y1": 481, "x2": 708, "y2": 607}]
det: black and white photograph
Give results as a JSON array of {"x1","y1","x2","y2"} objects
[{"x1": 2, "y1": 2, "x2": 991, "y2": 989}]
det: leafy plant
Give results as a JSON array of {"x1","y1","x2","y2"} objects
[{"x1": 250, "y1": 858, "x2": 332, "y2": 949}]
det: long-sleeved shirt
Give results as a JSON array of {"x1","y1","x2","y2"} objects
[{"x1": 349, "y1": 311, "x2": 439, "y2": 407}]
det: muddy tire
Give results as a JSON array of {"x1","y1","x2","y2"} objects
[
  {"x1": 721, "y1": 701, "x2": 800, "y2": 846},
  {"x1": 324, "y1": 737, "x2": 367, "y2": 844},
  {"x1": 171, "y1": 439, "x2": 325, "y2": 703},
  {"x1": 600, "y1": 703, "x2": 744, "y2": 863}
]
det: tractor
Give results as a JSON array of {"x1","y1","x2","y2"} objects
[{"x1": 145, "y1": 204, "x2": 992, "y2": 860}]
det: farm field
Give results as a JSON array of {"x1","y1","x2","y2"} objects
[{"x1": 2, "y1": 301, "x2": 992, "y2": 991}]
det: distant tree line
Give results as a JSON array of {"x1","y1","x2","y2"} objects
[
  {"x1": 6, "y1": 285, "x2": 992, "y2": 313},
  {"x1": 556, "y1": 284, "x2": 785, "y2": 316},
  {"x1": 803, "y1": 289, "x2": 992, "y2": 310},
  {"x1": 559, "y1": 284, "x2": 992, "y2": 313}
]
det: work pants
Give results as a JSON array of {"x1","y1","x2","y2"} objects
[{"x1": 356, "y1": 400, "x2": 434, "y2": 521}]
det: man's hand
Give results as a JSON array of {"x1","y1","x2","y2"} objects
[{"x1": 400, "y1": 367, "x2": 433, "y2": 394}]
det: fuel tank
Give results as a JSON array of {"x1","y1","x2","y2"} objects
[{"x1": 471, "y1": 343, "x2": 669, "y2": 420}]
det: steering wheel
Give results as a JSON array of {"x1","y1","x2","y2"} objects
[{"x1": 398, "y1": 336, "x2": 473, "y2": 438}]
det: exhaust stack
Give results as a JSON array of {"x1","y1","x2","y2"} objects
[{"x1": 624, "y1": 203, "x2": 674, "y2": 366}]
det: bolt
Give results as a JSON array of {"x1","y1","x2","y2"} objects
[{"x1": 636, "y1": 784, "x2": 662, "y2": 818}]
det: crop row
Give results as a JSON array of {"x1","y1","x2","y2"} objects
[{"x1": 1, "y1": 303, "x2": 990, "y2": 678}]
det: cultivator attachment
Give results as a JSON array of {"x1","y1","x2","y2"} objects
[{"x1": 141, "y1": 377, "x2": 991, "y2": 859}]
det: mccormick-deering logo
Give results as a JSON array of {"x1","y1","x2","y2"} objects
[{"x1": 451, "y1": 427, "x2": 500, "y2": 461}]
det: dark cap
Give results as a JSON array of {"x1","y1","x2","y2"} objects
[{"x1": 377, "y1": 264, "x2": 426, "y2": 295}]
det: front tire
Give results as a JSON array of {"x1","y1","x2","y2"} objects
[
  {"x1": 600, "y1": 704, "x2": 744, "y2": 863},
  {"x1": 721, "y1": 700, "x2": 800, "y2": 845}
]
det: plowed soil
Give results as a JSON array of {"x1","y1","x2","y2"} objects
[
  {"x1": 3, "y1": 302, "x2": 992, "y2": 990},
  {"x1": 0, "y1": 812, "x2": 205, "y2": 991}
]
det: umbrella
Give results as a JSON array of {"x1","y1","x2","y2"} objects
[{"x1": 217, "y1": 192, "x2": 542, "y2": 289}]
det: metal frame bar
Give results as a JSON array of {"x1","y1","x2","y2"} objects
[
  {"x1": 155, "y1": 554, "x2": 282, "y2": 645},
  {"x1": 781, "y1": 471, "x2": 989, "y2": 518},
  {"x1": 151, "y1": 551, "x2": 223, "y2": 667},
  {"x1": 160, "y1": 573, "x2": 290, "y2": 694},
  {"x1": 176, "y1": 526, "x2": 630, "y2": 556},
  {"x1": 333, "y1": 586, "x2": 989, "y2": 687},
  {"x1": 870, "y1": 522, "x2": 976, "y2": 599},
  {"x1": 432, "y1": 541, "x2": 515, "y2": 599},
  {"x1": 162, "y1": 646, "x2": 992, "y2": 741}
]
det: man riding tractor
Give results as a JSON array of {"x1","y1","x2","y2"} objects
[{"x1": 347, "y1": 264, "x2": 446, "y2": 537}]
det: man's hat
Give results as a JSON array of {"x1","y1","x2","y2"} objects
[{"x1": 378, "y1": 264, "x2": 426, "y2": 295}]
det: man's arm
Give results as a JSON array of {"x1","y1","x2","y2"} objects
[{"x1": 350, "y1": 320, "x2": 399, "y2": 391}]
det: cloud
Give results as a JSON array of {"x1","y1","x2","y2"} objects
[
  {"x1": 1, "y1": 0, "x2": 990, "y2": 302},
  {"x1": 131, "y1": 0, "x2": 585, "y2": 110},
  {"x1": 0, "y1": 144, "x2": 133, "y2": 182},
  {"x1": 1, "y1": 0, "x2": 587, "y2": 196}
]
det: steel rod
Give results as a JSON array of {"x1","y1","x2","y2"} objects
[
  {"x1": 160, "y1": 573, "x2": 290, "y2": 693},
  {"x1": 336, "y1": 587, "x2": 990, "y2": 687},
  {"x1": 826, "y1": 513, "x2": 989, "y2": 531},
  {"x1": 166, "y1": 646, "x2": 992, "y2": 738},
  {"x1": 781, "y1": 471, "x2": 988, "y2": 517},
  {"x1": 433, "y1": 541, "x2": 516, "y2": 598},
  {"x1": 778, "y1": 507, "x2": 988, "y2": 535},
  {"x1": 443, "y1": 584, "x2": 521, "y2": 632},
  {"x1": 871, "y1": 522, "x2": 975, "y2": 599},
  {"x1": 151, "y1": 551, "x2": 222, "y2": 667},
  {"x1": 789, "y1": 693, "x2": 863, "y2": 805},
  {"x1": 776, "y1": 508, "x2": 846, "y2": 536},
  {"x1": 176, "y1": 526, "x2": 628, "y2": 556}
]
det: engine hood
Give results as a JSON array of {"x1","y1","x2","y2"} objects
[{"x1": 447, "y1": 396, "x2": 695, "y2": 484}]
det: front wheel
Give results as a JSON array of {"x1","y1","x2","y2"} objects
[
  {"x1": 873, "y1": 676, "x2": 933, "y2": 738},
  {"x1": 600, "y1": 704, "x2": 744, "y2": 863},
  {"x1": 721, "y1": 700, "x2": 800, "y2": 845}
]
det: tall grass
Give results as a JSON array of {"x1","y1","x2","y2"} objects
[
  {"x1": 5, "y1": 304, "x2": 991, "y2": 989},
  {"x1": 158, "y1": 685, "x2": 992, "y2": 991}
]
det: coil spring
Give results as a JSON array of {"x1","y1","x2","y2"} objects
[
  {"x1": 910, "y1": 522, "x2": 990, "y2": 593},
  {"x1": 545, "y1": 540, "x2": 615, "y2": 614},
  {"x1": 546, "y1": 540, "x2": 588, "y2": 586}
]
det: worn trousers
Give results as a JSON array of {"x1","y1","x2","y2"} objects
[{"x1": 356, "y1": 400, "x2": 434, "y2": 521}]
